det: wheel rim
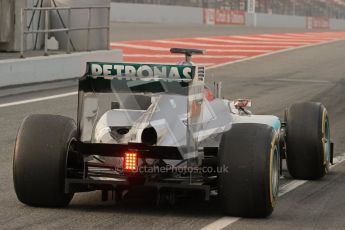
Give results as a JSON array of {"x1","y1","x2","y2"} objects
[
  {"x1": 271, "y1": 146, "x2": 280, "y2": 203},
  {"x1": 322, "y1": 114, "x2": 331, "y2": 170},
  {"x1": 269, "y1": 133, "x2": 280, "y2": 208}
]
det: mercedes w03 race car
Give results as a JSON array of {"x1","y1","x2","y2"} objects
[{"x1": 13, "y1": 48, "x2": 333, "y2": 217}]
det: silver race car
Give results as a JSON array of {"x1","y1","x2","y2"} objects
[{"x1": 13, "y1": 48, "x2": 333, "y2": 217}]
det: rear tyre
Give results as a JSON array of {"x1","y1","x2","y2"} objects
[
  {"x1": 218, "y1": 123, "x2": 279, "y2": 218},
  {"x1": 13, "y1": 114, "x2": 77, "y2": 207},
  {"x1": 286, "y1": 102, "x2": 331, "y2": 180}
]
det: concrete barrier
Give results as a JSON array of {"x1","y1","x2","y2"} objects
[
  {"x1": 330, "y1": 18, "x2": 345, "y2": 30},
  {"x1": 110, "y1": 2, "x2": 203, "y2": 24},
  {"x1": 109, "y1": 3, "x2": 345, "y2": 30},
  {"x1": 246, "y1": 13, "x2": 306, "y2": 28},
  {"x1": 248, "y1": 14, "x2": 345, "y2": 29},
  {"x1": 0, "y1": 50, "x2": 122, "y2": 87}
]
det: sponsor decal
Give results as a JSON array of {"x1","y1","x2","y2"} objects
[
  {"x1": 203, "y1": 8, "x2": 215, "y2": 25},
  {"x1": 247, "y1": 0, "x2": 256, "y2": 13},
  {"x1": 306, "y1": 17, "x2": 330, "y2": 29},
  {"x1": 88, "y1": 63, "x2": 195, "y2": 80},
  {"x1": 203, "y1": 8, "x2": 246, "y2": 25}
]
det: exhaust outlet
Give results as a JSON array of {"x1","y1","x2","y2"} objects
[{"x1": 141, "y1": 126, "x2": 158, "y2": 146}]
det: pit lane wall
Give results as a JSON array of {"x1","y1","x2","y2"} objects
[
  {"x1": 110, "y1": 2, "x2": 345, "y2": 30},
  {"x1": 244, "y1": 13, "x2": 306, "y2": 29},
  {"x1": 0, "y1": 50, "x2": 122, "y2": 87},
  {"x1": 110, "y1": 2, "x2": 203, "y2": 24}
]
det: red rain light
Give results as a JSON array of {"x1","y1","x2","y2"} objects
[{"x1": 124, "y1": 152, "x2": 138, "y2": 172}]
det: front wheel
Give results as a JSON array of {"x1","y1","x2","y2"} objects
[
  {"x1": 286, "y1": 102, "x2": 331, "y2": 180},
  {"x1": 218, "y1": 123, "x2": 280, "y2": 218}
]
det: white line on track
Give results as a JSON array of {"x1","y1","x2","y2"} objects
[
  {"x1": 195, "y1": 37, "x2": 310, "y2": 45},
  {"x1": 111, "y1": 43, "x2": 168, "y2": 51},
  {"x1": 0, "y1": 91, "x2": 77, "y2": 108},
  {"x1": 231, "y1": 35, "x2": 285, "y2": 41},
  {"x1": 229, "y1": 35, "x2": 317, "y2": 44},
  {"x1": 207, "y1": 38, "x2": 345, "y2": 70},
  {"x1": 259, "y1": 34, "x2": 310, "y2": 39},
  {"x1": 257, "y1": 34, "x2": 328, "y2": 41},
  {"x1": 200, "y1": 154, "x2": 345, "y2": 230},
  {"x1": 111, "y1": 43, "x2": 273, "y2": 53},
  {"x1": 283, "y1": 33, "x2": 318, "y2": 38},
  {"x1": 127, "y1": 61, "x2": 215, "y2": 66},
  {"x1": 199, "y1": 49, "x2": 272, "y2": 53},
  {"x1": 278, "y1": 180, "x2": 307, "y2": 197},
  {"x1": 124, "y1": 54, "x2": 246, "y2": 59},
  {"x1": 285, "y1": 33, "x2": 345, "y2": 38},
  {"x1": 276, "y1": 78, "x2": 331, "y2": 84},
  {"x1": 310, "y1": 32, "x2": 340, "y2": 35},
  {"x1": 153, "y1": 39, "x2": 293, "y2": 49},
  {"x1": 200, "y1": 217, "x2": 240, "y2": 230}
]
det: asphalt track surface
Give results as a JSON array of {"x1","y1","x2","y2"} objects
[{"x1": 1, "y1": 23, "x2": 345, "y2": 229}]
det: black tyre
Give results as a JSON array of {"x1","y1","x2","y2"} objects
[
  {"x1": 218, "y1": 123, "x2": 280, "y2": 218},
  {"x1": 13, "y1": 114, "x2": 77, "y2": 207},
  {"x1": 286, "y1": 102, "x2": 331, "y2": 180}
]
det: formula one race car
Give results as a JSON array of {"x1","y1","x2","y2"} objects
[{"x1": 13, "y1": 48, "x2": 333, "y2": 217}]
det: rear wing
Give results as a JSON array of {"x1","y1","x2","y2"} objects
[
  {"x1": 78, "y1": 62, "x2": 205, "y2": 94},
  {"x1": 87, "y1": 62, "x2": 196, "y2": 80},
  {"x1": 77, "y1": 62, "x2": 205, "y2": 159}
]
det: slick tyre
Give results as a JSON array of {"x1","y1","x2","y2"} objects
[
  {"x1": 218, "y1": 123, "x2": 279, "y2": 218},
  {"x1": 286, "y1": 102, "x2": 331, "y2": 180},
  {"x1": 13, "y1": 114, "x2": 77, "y2": 207}
]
